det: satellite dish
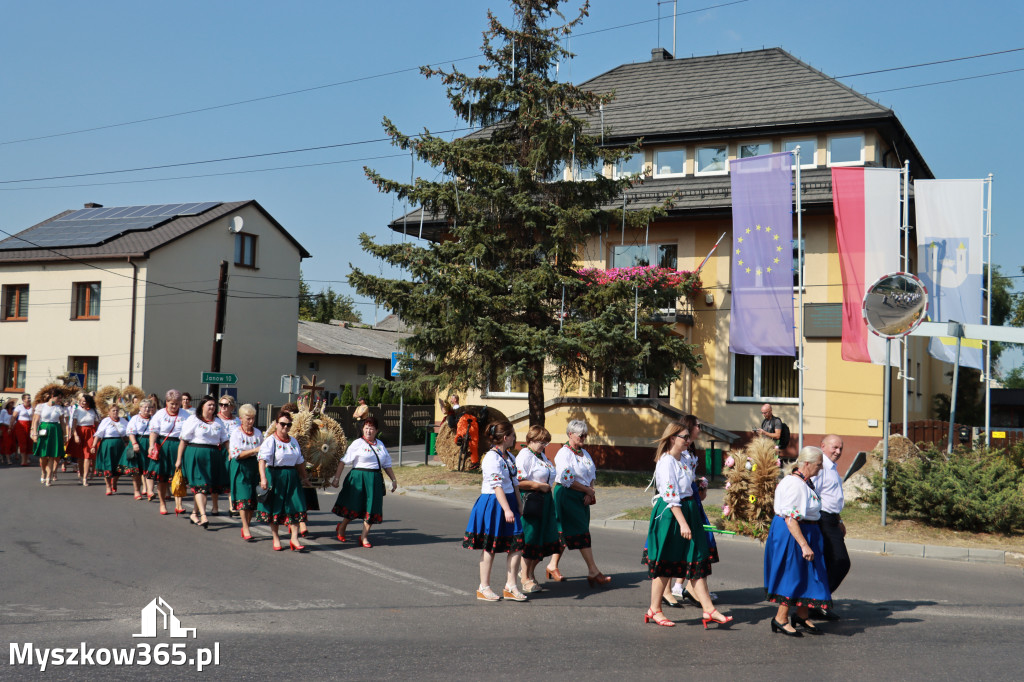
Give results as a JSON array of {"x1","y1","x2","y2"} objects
[
  {"x1": 862, "y1": 272, "x2": 928, "y2": 339},
  {"x1": 229, "y1": 216, "x2": 244, "y2": 233}
]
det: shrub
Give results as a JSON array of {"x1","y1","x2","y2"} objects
[
  {"x1": 868, "y1": 446, "x2": 1024, "y2": 533},
  {"x1": 381, "y1": 387, "x2": 395, "y2": 404},
  {"x1": 339, "y1": 384, "x2": 355, "y2": 406},
  {"x1": 357, "y1": 384, "x2": 371, "y2": 401},
  {"x1": 370, "y1": 382, "x2": 385, "y2": 406}
]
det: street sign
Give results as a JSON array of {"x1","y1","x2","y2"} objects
[
  {"x1": 220, "y1": 387, "x2": 238, "y2": 401},
  {"x1": 201, "y1": 372, "x2": 237, "y2": 384},
  {"x1": 66, "y1": 373, "x2": 85, "y2": 388},
  {"x1": 391, "y1": 352, "x2": 405, "y2": 377},
  {"x1": 280, "y1": 375, "x2": 300, "y2": 394}
]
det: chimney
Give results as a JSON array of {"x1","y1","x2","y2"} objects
[
  {"x1": 651, "y1": 47, "x2": 673, "y2": 62},
  {"x1": 84, "y1": 202, "x2": 103, "y2": 208}
]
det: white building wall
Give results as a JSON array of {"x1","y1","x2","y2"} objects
[{"x1": 141, "y1": 204, "x2": 301, "y2": 404}]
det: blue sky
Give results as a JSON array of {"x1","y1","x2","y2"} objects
[{"x1": 2, "y1": 0, "x2": 1022, "y2": 369}]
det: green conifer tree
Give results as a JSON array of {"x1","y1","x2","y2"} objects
[
  {"x1": 340, "y1": 384, "x2": 355, "y2": 406},
  {"x1": 350, "y1": 0, "x2": 701, "y2": 425}
]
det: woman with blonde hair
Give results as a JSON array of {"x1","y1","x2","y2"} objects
[
  {"x1": 91, "y1": 404, "x2": 127, "y2": 495},
  {"x1": 31, "y1": 390, "x2": 66, "y2": 486},
  {"x1": 764, "y1": 445, "x2": 832, "y2": 637},
  {"x1": 515, "y1": 425, "x2": 560, "y2": 593},
  {"x1": 214, "y1": 394, "x2": 240, "y2": 515},
  {"x1": 642, "y1": 422, "x2": 732, "y2": 628},
  {"x1": 67, "y1": 394, "x2": 99, "y2": 485},
  {"x1": 120, "y1": 399, "x2": 154, "y2": 501},
  {"x1": 229, "y1": 403, "x2": 263, "y2": 541},
  {"x1": 148, "y1": 390, "x2": 185, "y2": 515}
]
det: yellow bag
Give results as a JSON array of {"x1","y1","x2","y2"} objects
[{"x1": 170, "y1": 468, "x2": 188, "y2": 498}]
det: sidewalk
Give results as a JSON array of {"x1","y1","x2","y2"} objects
[{"x1": 395, "y1": 460, "x2": 1021, "y2": 567}]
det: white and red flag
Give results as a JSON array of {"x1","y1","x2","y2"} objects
[{"x1": 831, "y1": 167, "x2": 902, "y2": 365}]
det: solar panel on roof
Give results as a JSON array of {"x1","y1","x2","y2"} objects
[{"x1": 0, "y1": 201, "x2": 222, "y2": 250}]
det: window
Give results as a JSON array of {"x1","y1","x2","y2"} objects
[
  {"x1": 609, "y1": 378, "x2": 670, "y2": 400},
  {"x1": 234, "y1": 233, "x2": 258, "y2": 268},
  {"x1": 573, "y1": 158, "x2": 603, "y2": 181},
  {"x1": 792, "y1": 238, "x2": 805, "y2": 288},
  {"x1": 3, "y1": 355, "x2": 26, "y2": 392},
  {"x1": 783, "y1": 138, "x2": 816, "y2": 168},
  {"x1": 611, "y1": 243, "x2": 677, "y2": 269},
  {"x1": 828, "y1": 134, "x2": 864, "y2": 166},
  {"x1": 357, "y1": 363, "x2": 367, "y2": 376},
  {"x1": 731, "y1": 353, "x2": 798, "y2": 401},
  {"x1": 72, "y1": 282, "x2": 101, "y2": 319},
  {"x1": 696, "y1": 145, "x2": 728, "y2": 175},
  {"x1": 653, "y1": 148, "x2": 685, "y2": 177},
  {"x1": 68, "y1": 356, "x2": 98, "y2": 392},
  {"x1": 2, "y1": 284, "x2": 28, "y2": 321},
  {"x1": 739, "y1": 142, "x2": 772, "y2": 158},
  {"x1": 614, "y1": 153, "x2": 644, "y2": 179},
  {"x1": 486, "y1": 368, "x2": 528, "y2": 397}
]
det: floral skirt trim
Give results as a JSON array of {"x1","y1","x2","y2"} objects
[
  {"x1": 144, "y1": 470, "x2": 173, "y2": 483},
  {"x1": 764, "y1": 591, "x2": 833, "y2": 610},
  {"x1": 559, "y1": 531, "x2": 591, "y2": 550},
  {"x1": 116, "y1": 465, "x2": 141, "y2": 476},
  {"x1": 641, "y1": 548, "x2": 712, "y2": 579},
  {"x1": 708, "y1": 545, "x2": 720, "y2": 564},
  {"x1": 462, "y1": 531, "x2": 525, "y2": 554},
  {"x1": 233, "y1": 498, "x2": 257, "y2": 511},
  {"x1": 521, "y1": 541, "x2": 562, "y2": 561},
  {"x1": 257, "y1": 511, "x2": 308, "y2": 525},
  {"x1": 189, "y1": 484, "x2": 227, "y2": 495},
  {"x1": 94, "y1": 467, "x2": 118, "y2": 478},
  {"x1": 331, "y1": 504, "x2": 382, "y2": 524}
]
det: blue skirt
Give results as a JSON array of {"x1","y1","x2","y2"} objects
[
  {"x1": 463, "y1": 492, "x2": 524, "y2": 553},
  {"x1": 763, "y1": 516, "x2": 833, "y2": 610}
]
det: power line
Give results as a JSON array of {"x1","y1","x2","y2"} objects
[
  {"x1": 836, "y1": 46, "x2": 1024, "y2": 78},
  {"x1": 865, "y1": 67, "x2": 1024, "y2": 94}
]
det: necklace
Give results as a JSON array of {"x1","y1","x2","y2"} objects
[{"x1": 568, "y1": 443, "x2": 584, "y2": 456}]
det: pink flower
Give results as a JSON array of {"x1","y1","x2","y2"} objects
[
  {"x1": 722, "y1": 505, "x2": 731, "y2": 516},
  {"x1": 724, "y1": 480, "x2": 731, "y2": 489},
  {"x1": 724, "y1": 456, "x2": 735, "y2": 468},
  {"x1": 775, "y1": 459, "x2": 781, "y2": 467}
]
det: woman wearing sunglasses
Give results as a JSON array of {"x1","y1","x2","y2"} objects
[
  {"x1": 257, "y1": 414, "x2": 312, "y2": 551},
  {"x1": 214, "y1": 395, "x2": 240, "y2": 516}
]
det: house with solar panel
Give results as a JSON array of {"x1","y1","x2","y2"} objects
[
  {"x1": 0, "y1": 200, "x2": 310, "y2": 403},
  {"x1": 397, "y1": 47, "x2": 950, "y2": 470}
]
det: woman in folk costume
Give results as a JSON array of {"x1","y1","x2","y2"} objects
[
  {"x1": 67, "y1": 394, "x2": 99, "y2": 485},
  {"x1": 643, "y1": 421, "x2": 733, "y2": 629},
  {"x1": 764, "y1": 446, "x2": 832, "y2": 637},
  {"x1": 330, "y1": 415, "x2": 397, "y2": 548},
  {"x1": 120, "y1": 398, "x2": 154, "y2": 501},
  {"x1": 229, "y1": 403, "x2": 263, "y2": 542},
  {"x1": 31, "y1": 388, "x2": 68, "y2": 486},
  {"x1": 214, "y1": 394, "x2": 240, "y2": 516},
  {"x1": 514, "y1": 425, "x2": 560, "y2": 593},
  {"x1": 176, "y1": 396, "x2": 229, "y2": 529},
  {"x1": 14, "y1": 393, "x2": 34, "y2": 466},
  {"x1": 91, "y1": 404, "x2": 127, "y2": 495},
  {"x1": 148, "y1": 390, "x2": 185, "y2": 516},
  {"x1": 257, "y1": 412, "x2": 312, "y2": 552}
]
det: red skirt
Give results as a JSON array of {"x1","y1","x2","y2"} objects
[
  {"x1": 0, "y1": 424, "x2": 14, "y2": 454},
  {"x1": 13, "y1": 421, "x2": 31, "y2": 452},
  {"x1": 66, "y1": 425, "x2": 97, "y2": 460}
]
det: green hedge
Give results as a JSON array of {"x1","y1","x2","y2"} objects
[{"x1": 869, "y1": 445, "x2": 1024, "y2": 533}]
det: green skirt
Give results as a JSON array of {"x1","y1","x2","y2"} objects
[
  {"x1": 257, "y1": 466, "x2": 308, "y2": 525},
  {"x1": 331, "y1": 468, "x2": 385, "y2": 524},
  {"x1": 94, "y1": 437, "x2": 125, "y2": 477},
  {"x1": 553, "y1": 483, "x2": 591, "y2": 550},
  {"x1": 218, "y1": 443, "x2": 232, "y2": 494},
  {"x1": 521, "y1": 490, "x2": 561, "y2": 560},
  {"x1": 32, "y1": 422, "x2": 63, "y2": 459},
  {"x1": 230, "y1": 456, "x2": 259, "y2": 511},
  {"x1": 146, "y1": 436, "x2": 178, "y2": 483},
  {"x1": 183, "y1": 443, "x2": 224, "y2": 494},
  {"x1": 117, "y1": 435, "x2": 146, "y2": 476},
  {"x1": 642, "y1": 496, "x2": 712, "y2": 579}
]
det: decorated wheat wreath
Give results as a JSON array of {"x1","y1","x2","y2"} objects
[
  {"x1": 95, "y1": 384, "x2": 146, "y2": 417},
  {"x1": 720, "y1": 436, "x2": 782, "y2": 538},
  {"x1": 287, "y1": 404, "x2": 348, "y2": 486},
  {"x1": 33, "y1": 381, "x2": 78, "y2": 406}
]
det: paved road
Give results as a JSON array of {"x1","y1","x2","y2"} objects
[{"x1": 2, "y1": 466, "x2": 1021, "y2": 680}]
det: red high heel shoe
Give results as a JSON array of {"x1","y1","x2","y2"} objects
[
  {"x1": 175, "y1": 507, "x2": 186, "y2": 516},
  {"x1": 644, "y1": 609, "x2": 675, "y2": 627},
  {"x1": 586, "y1": 572, "x2": 612, "y2": 588},
  {"x1": 702, "y1": 609, "x2": 734, "y2": 629},
  {"x1": 360, "y1": 538, "x2": 372, "y2": 548},
  {"x1": 336, "y1": 523, "x2": 347, "y2": 542},
  {"x1": 289, "y1": 540, "x2": 308, "y2": 553},
  {"x1": 241, "y1": 528, "x2": 254, "y2": 542},
  {"x1": 272, "y1": 542, "x2": 285, "y2": 551}
]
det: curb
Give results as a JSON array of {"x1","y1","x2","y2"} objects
[{"x1": 399, "y1": 487, "x2": 1016, "y2": 566}]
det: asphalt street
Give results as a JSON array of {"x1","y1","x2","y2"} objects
[{"x1": 2, "y1": 465, "x2": 1022, "y2": 680}]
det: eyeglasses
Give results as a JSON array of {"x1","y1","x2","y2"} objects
[
  {"x1": 278, "y1": 421, "x2": 292, "y2": 428},
  {"x1": 219, "y1": 403, "x2": 231, "y2": 407}
]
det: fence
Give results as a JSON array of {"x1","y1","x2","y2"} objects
[
  {"x1": 261, "y1": 404, "x2": 435, "y2": 445},
  {"x1": 890, "y1": 420, "x2": 1024, "y2": 449}
]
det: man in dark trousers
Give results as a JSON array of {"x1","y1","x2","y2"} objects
[{"x1": 810, "y1": 434, "x2": 851, "y2": 620}]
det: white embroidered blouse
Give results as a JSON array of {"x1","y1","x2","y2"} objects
[
  {"x1": 126, "y1": 415, "x2": 151, "y2": 437},
  {"x1": 515, "y1": 447, "x2": 555, "y2": 486},
  {"x1": 94, "y1": 417, "x2": 127, "y2": 439},
  {"x1": 343, "y1": 438, "x2": 392, "y2": 470},
  {"x1": 773, "y1": 474, "x2": 822, "y2": 521},
  {"x1": 229, "y1": 428, "x2": 263, "y2": 460},
  {"x1": 480, "y1": 448, "x2": 518, "y2": 494},
  {"x1": 258, "y1": 435, "x2": 304, "y2": 467},
  {"x1": 149, "y1": 409, "x2": 184, "y2": 438},
  {"x1": 654, "y1": 453, "x2": 695, "y2": 507},
  {"x1": 554, "y1": 446, "x2": 596, "y2": 488},
  {"x1": 180, "y1": 415, "x2": 228, "y2": 446}
]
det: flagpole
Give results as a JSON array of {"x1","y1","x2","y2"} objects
[
  {"x1": 984, "y1": 173, "x2": 994, "y2": 448},
  {"x1": 795, "y1": 147, "x2": 804, "y2": 452},
  {"x1": 901, "y1": 160, "x2": 910, "y2": 436}
]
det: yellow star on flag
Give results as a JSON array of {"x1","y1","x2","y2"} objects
[
  {"x1": 745, "y1": 228, "x2": 751, "y2": 234},
  {"x1": 738, "y1": 260, "x2": 744, "y2": 266},
  {"x1": 765, "y1": 226, "x2": 772, "y2": 232},
  {"x1": 745, "y1": 267, "x2": 751, "y2": 274},
  {"x1": 773, "y1": 234, "x2": 779, "y2": 241},
  {"x1": 773, "y1": 257, "x2": 780, "y2": 264},
  {"x1": 738, "y1": 237, "x2": 744, "y2": 243},
  {"x1": 766, "y1": 266, "x2": 772, "y2": 273},
  {"x1": 756, "y1": 225, "x2": 762, "y2": 231},
  {"x1": 735, "y1": 249, "x2": 741, "y2": 255},
  {"x1": 756, "y1": 267, "x2": 762, "y2": 276},
  {"x1": 776, "y1": 245, "x2": 783, "y2": 252}
]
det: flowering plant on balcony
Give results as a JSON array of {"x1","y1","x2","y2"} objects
[{"x1": 576, "y1": 265, "x2": 704, "y2": 298}]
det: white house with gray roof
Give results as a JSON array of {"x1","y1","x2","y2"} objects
[{"x1": 297, "y1": 318, "x2": 410, "y2": 401}]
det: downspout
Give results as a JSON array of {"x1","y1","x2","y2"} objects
[{"x1": 128, "y1": 257, "x2": 138, "y2": 385}]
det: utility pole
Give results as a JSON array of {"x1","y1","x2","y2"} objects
[{"x1": 208, "y1": 260, "x2": 229, "y2": 398}]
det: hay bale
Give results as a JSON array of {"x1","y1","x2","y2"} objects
[
  {"x1": 435, "y1": 406, "x2": 508, "y2": 471},
  {"x1": 721, "y1": 436, "x2": 782, "y2": 538}
]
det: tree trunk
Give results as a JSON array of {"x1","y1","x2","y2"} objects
[{"x1": 527, "y1": 359, "x2": 546, "y2": 427}]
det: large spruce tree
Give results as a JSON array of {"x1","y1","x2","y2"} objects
[{"x1": 350, "y1": 0, "x2": 701, "y2": 425}]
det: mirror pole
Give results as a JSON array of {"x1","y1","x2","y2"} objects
[
  {"x1": 882, "y1": 337, "x2": 891, "y2": 527},
  {"x1": 948, "y1": 332, "x2": 963, "y2": 454}
]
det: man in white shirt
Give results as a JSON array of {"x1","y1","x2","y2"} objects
[{"x1": 811, "y1": 434, "x2": 850, "y2": 620}]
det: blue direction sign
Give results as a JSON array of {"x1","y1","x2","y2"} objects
[
  {"x1": 201, "y1": 372, "x2": 237, "y2": 384},
  {"x1": 391, "y1": 353, "x2": 404, "y2": 377},
  {"x1": 66, "y1": 373, "x2": 86, "y2": 388}
]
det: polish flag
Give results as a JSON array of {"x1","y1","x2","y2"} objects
[{"x1": 831, "y1": 167, "x2": 902, "y2": 365}]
